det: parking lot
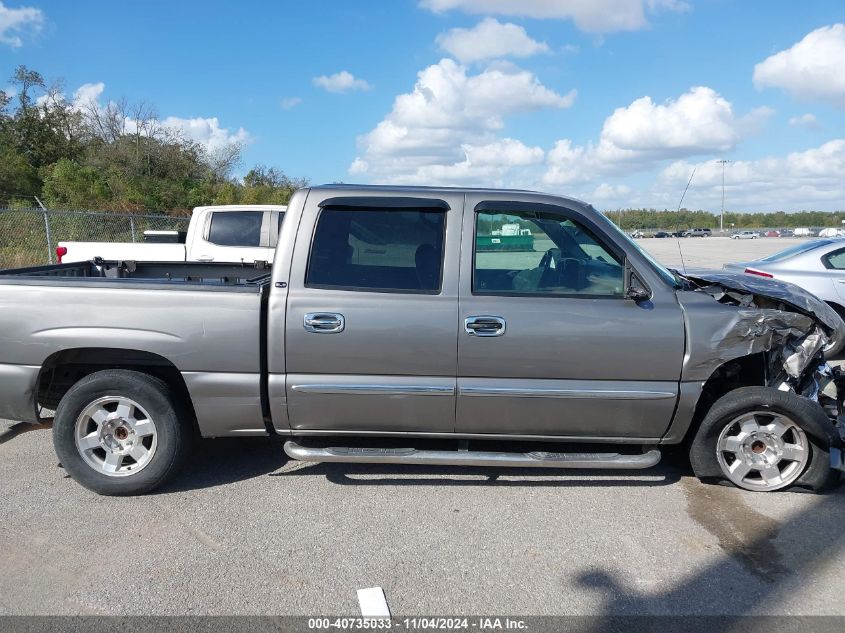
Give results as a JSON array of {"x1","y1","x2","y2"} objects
[{"x1": 1, "y1": 236, "x2": 844, "y2": 617}]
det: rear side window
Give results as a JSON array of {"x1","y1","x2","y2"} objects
[
  {"x1": 207, "y1": 211, "x2": 263, "y2": 247},
  {"x1": 823, "y1": 248, "x2": 845, "y2": 270},
  {"x1": 306, "y1": 208, "x2": 446, "y2": 293}
]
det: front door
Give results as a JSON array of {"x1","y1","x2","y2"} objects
[
  {"x1": 284, "y1": 193, "x2": 463, "y2": 433},
  {"x1": 456, "y1": 196, "x2": 685, "y2": 440}
]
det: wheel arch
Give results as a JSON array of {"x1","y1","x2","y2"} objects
[
  {"x1": 663, "y1": 352, "x2": 768, "y2": 445},
  {"x1": 36, "y1": 347, "x2": 198, "y2": 433}
]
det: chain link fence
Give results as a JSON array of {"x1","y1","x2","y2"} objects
[{"x1": 0, "y1": 208, "x2": 191, "y2": 269}]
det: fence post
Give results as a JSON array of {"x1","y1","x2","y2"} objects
[
  {"x1": 130, "y1": 216, "x2": 136, "y2": 242},
  {"x1": 34, "y1": 196, "x2": 54, "y2": 264},
  {"x1": 43, "y1": 211, "x2": 54, "y2": 263}
]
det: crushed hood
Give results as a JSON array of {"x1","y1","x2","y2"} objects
[
  {"x1": 683, "y1": 270, "x2": 845, "y2": 339},
  {"x1": 678, "y1": 270, "x2": 845, "y2": 381}
]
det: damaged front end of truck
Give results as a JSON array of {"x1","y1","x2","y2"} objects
[{"x1": 679, "y1": 271, "x2": 845, "y2": 472}]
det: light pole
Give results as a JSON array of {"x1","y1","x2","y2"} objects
[{"x1": 717, "y1": 159, "x2": 730, "y2": 233}]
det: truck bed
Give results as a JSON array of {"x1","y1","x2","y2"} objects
[
  {"x1": 0, "y1": 258, "x2": 267, "y2": 429},
  {"x1": 0, "y1": 260, "x2": 272, "y2": 289}
]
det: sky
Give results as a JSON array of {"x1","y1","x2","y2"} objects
[{"x1": 1, "y1": 0, "x2": 844, "y2": 212}]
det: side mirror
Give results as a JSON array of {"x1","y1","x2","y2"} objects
[{"x1": 625, "y1": 285, "x2": 650, "y2": 302}]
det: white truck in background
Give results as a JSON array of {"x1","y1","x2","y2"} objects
[{"x1": 56, "y1": 205, "x2": 287, "y2": 264}]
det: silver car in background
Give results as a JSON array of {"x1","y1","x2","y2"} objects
[
  {"x1": 731, "y1": 230, "x2": 759, "y2": 240},
  {"x1": 724, "y1": 238, "x2": 845, "y2": 353}
]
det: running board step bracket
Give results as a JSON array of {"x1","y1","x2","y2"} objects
[{"x1": 283, "y1": 441, "x2": 661, "y2": 470}]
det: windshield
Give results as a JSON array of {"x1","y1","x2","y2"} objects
[
  {"x1": 593, "y1": 209, "x2": 680, "y2": 287},
  {"x1": 757, "y1": 239, "x2": 836, "y2": 262}
]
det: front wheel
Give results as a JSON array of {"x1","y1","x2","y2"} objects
[
  {"x1": 689, "y1": 387, "x2": 840, "y2": 492},
  {"x1": 53, "y1": 370, "x2": 191, "y2": 495}
]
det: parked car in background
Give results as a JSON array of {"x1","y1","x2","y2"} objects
[
  {"x1": 780, "y1": 229, "x2": 795, "y2": 238},
  {"x1": 731, "y1": 230, "x2": 759, "y2": 240},
  {"x1": 819, "y1": 228, "x2": 845, "y2": 238},
  {"x1": 764, "y1": 230, "x2": 781, "y2": 238},
  {"x1": 724, "y1": 238, "x2": 845, "y2": 355},
  {"x1": 794, "y1": 228, "x2": 812, "y2": 237},
  {"x1": 671, "y1": 230, "x2": 687, "y2": 238},
  {"x1": 57, "y1": 205, "x2": 287, "y2": 264},
  {"x1": 686, "y1": 228, "x2": 712, "y2": 237},
  {"x1": 1, "y1": 185, "x2": 844, "y2": 496},
  {"x1": 654, "y1": 231, "x2": 671, "y2": 238}
]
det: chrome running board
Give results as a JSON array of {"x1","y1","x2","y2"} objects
[{"x1": 283, "y1": 441, "x2": 661, "y2": 470}]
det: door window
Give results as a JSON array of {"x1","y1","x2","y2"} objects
[
  {"x1": 206, "y1": 211, "x2": 263, "y2": 247},
  {"x1": 823, "y1": 248, "x2": 845, "y2": 270},
  {"x1": 473, "y1": 210, "x2": 624, "y2": 297},
  {"x1": 306, "y1": 208, "x2": 446, "y2": 293}
]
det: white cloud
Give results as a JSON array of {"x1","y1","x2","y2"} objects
[
  {"x1": 0, "y1": 1, "x2": 43, "y2": 48},
  {"x1": 31, "y1": 80, "x2": 252, "y2": 155},
  {"x1": 753, "y1": 24, "x2": 845, "y2": 108},
  {"x1": 435, "y1": 18, "x2": 549, "y2": 63},
  {"x1": 349, "y1": 157, "x2": 369, "y2": 174},
  {"x1": 592, "y1": 183, "x2": 632, "y2": 201},
  {"x1": 162, "y1": 116, "x2": 251, "y2": 152},
  {"x1": 543, "y1": 87, "x2": 769, "y2": 186},
  {"x1": 657, "y1": 140, "x2": 845, "y2": 210},
  {"x1": 312, "y1": 71, "x2": 371, "y2": 93},
  {"x1": 419, "y1": 0, "x2": 689, "y2": 34},
  {"x1": 72, "y1": 82, "x2": 104, "y2": 109},
  {"x1": 789, "y1": 113, "x2": 820, "y2": 130},
  {"x1": 350, "y1": 58, "x2": 574, "y2": 184},
  {"x1": 35, "y1": 83, "x2": 104, "y2": 112},
  {"x1": 280, "y1": 96, "x2": 302, "y2": 110}
]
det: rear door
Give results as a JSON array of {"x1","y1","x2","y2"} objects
[
  {"x1": 284, "y1": 193, "x2": 463, "y2": 433},
  {"x1": 188, "y1": 210, "x2": 274, "y2": 263},
  {"x1": 456, "y1": 195, "x2": 685, "y2": 440}
]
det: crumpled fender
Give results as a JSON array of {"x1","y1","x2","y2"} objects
[
  {"x1": 677, "y1": 271, "x2": 845, "y2": 382},
  {"x1": 685, "y1": 271, "x2": 845, "y2": 339}
]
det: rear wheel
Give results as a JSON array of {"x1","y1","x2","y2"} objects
[
  {"x1": 53, "y1": 370, "x2": 190, "y2": 495},
  {"x1": 689, "y1": 387, "x2": 840, "y2": 492}
]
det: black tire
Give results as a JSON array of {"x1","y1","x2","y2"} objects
[
  {"x1": 53, "y1": 369, "x2": 191, "y2": 496},
  {"x1": 689, "y1": 386, "x2": 841, "y2": 493}
]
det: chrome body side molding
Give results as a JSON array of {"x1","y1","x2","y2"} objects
[
  {"x1": 458, "y1": 386, "x2": 676, "y2": 400},
  {"x1": 290, "y1": 383, "x2": 455, "y2": 396}
]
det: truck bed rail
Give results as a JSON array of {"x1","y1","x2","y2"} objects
[{"x1": 0, "y1": 259, "x2": 272, "y2": 287}]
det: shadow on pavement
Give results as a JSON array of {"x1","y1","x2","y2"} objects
[
  {"x1": 0, "y1": 419, "x2": 53, "y2": 445},
  {"x1": 157, "y1": 436, "x2": 289, "y2": 494},
  {"x1": 574, "y1": 480, "x2": 845, "y2": 626}
]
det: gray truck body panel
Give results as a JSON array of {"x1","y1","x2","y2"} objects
[{"x1": 1, "y1": 185, "x2": 839, "y2": 446}]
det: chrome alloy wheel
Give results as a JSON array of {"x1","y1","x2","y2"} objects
[
  {"x1": 74, "y1": 396, "x2": 158, "y2": 477},
  {"x1": 716, "y1": 410, "x2": 809, "y2": 491}
]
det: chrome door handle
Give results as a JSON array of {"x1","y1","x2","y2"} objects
[
  {"x1": 195, "y1": 255, "x2": 214, "y2": 262},
  {"x1": 465, "y1": 316, "x2": 506, "y2": 337},
  {"x1": 304, "y1": 312, "x2": 345, "y2": 333}
]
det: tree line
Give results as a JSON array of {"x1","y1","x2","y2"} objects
[
  {"x1": 0, "y1": 66, "x2": 306, "y2": 214},
  {"x1": 604, "y1": 208, "x2": 845, "y2": 231}
]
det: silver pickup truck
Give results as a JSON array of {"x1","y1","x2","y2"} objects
[{"x1": 1, "y1": 185, "x2": 844, "y2": 495}]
